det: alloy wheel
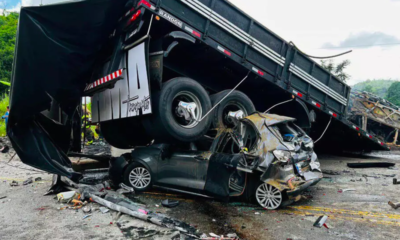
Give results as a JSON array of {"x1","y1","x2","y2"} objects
[
  {"x1": 256, "y1": 183, "x2": 282, "y2": 210},
  {"x1": 129, "y1": 167, "x2": 151, "y2": 189}
]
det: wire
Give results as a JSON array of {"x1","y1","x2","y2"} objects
[
  {"x1": 195, "y1": 71, "x2": 250, "y2": 123},
  {"x1": 264, "y1": 98, "x2": 294, "y2": 114},
  {"x1": 289, "y1": 41, "x2": 352, "y2": 59},
  {"x1": 314, "y1": 117, "x2": 332, "y2": 144}
]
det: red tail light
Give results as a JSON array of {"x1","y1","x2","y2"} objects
[
  {"x1": 138, "y1": 0, "x2": 151, "y2": 8},
  {"x1": 129, "y1": 9, "x2": 141, "y2": 22}
]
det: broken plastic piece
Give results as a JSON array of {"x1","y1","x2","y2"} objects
[
  {"x1": 0, "y1": 145, "x2": 9, "y2": 153},
  {"x1": 339, "y1": 189, "x2": 356, "y2": 193},
  {"x1": 161, "y1": 199, "x2": 180, "y2": 208},
  {"x1": 83, "y1": 214, "x2": 91, "y2": 219},
  {"x1": 313, "y1": 215, "x2": 328, "y2": 228},
  {"x1": 57, "y1": 191, "x2": 79, "y2": 203},
  {"x1": 100, "y1": 207, "x2": 110, "y2": 214},
  {"x1": 83, "y1": 206, "x2": 91, "y2": 213},
  {"x1": 117, "y1": 183, "x2": 135, "y2": 194}
]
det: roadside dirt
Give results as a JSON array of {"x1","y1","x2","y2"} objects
[{"x1": 1, "y1": 148, "x2": 400, "y2": 239}]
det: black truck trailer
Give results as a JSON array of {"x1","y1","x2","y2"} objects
[
  {"x1": 84, "y1": 0, "x2": 388, "y2": 152},
  {"x1": 9, "y1": 0, "x2": 387, "y2": 180}
]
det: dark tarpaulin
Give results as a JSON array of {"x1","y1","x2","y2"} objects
[{"x1": 9, "y1": 0, "x2": 128, "y2": 180}]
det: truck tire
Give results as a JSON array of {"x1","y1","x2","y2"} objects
[
  {"x1": 210, "y1": 90, "x2": 255, "y2": 129},
  {"x1": 143, "y1": 77, "x2": 212, "y2": 142},
  {"x1": 100, "y1": 118, "x2": 153, "y2": 149}
]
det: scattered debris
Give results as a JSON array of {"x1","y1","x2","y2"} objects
[
  {"x1": 57, "y1": 191, "x2": 79, "y2": 203},
  {"x1": 9, "y1": 180, "x2": 18, "y2": 187},
  {"x1": 116, "y1": 183, "x2": 134, "y2": 194},
  {"x1": 83, "y1": 214, "x2": 91, "y2": 219},
  {"x1": 313, "y1": 215, "x2": 328, "y2": 228},
  {"x1": 82, "y1": 206, "x2": 92, "y2": 213},
  {"x1": 338, "y1": 189, "x2": 356, "y2": 193},
  {"x1": 34, "y1": 177, "x2": 42, "y2": 182},
  {"x1": 0, "y1": 196, "x2": 6, "y2": 200},
  {"x1": 0, "y1": 145, "x2": 9, "y2": 153},
  {"x1": 388, "y1": 201, "x2": 400, "y2": 210},
  {"x1": 394, "y1": 179, "x2": 400, "y2": 185},
  {"x1": 23, "y1": 177, "x2": 33, "y2": 185},
  {"x1": 255, "y1": 212, "x2": 260, "y2": 215},
  {"x1": 347, "y1": 162, "x2": 395, "y2": 168},
  {"x1": 99, "y1": 207, "x2": 110, "y2": 214},
  {"x1": 162, "y1": 199, "x2": 180, "y2": 208}
]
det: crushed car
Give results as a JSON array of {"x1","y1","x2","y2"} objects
[{"x1": 114, "y1": 112, "x2": 322, "y2": 209}]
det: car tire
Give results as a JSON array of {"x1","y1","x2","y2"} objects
[
  {"x1": 210, "y1": 90, "x2": 255, "y2": 129},
  {"x1": 100, "y1": 118, "x2": 153, "y2": 149},
  {"x1": 123, "y1": 162, "x2": 152, "y2": 192},
  {"x1": 255, "y1": 182, "x2": 283, "y2": 210},
  {"x1": 143, "y1": 77, "x2": 212, "y2": 142}
]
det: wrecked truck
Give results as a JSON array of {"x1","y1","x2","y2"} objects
[
  {"x1": 8, "y1": 0, "x2": 383, "y2": 201},
  {"x1": 113, "y1": 113, "x2": 322, "y2": 209}
]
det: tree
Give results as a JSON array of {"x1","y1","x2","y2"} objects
[
  {"x1": 0, "y1": 12, "x2": 18, "y2": 93},
  {"x1": 320, "y1": 59, "x2": 351, "y2": 82},
  {"x1": 386, "y1": 82, "x2": 400, "y2": 106},
  {"x1": 363, "y1": 85, "x2": 373, "y2": 93}
]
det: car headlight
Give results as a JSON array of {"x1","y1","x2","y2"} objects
[
  {"x1": 273, "y1": 150, "x2": 291, "y2": 163},
  {"x1": 304, "y1": 141, "x2": 314, "y2": 150}
]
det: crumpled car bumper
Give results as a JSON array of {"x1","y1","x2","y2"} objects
[{"x1": 287, "y1": 172, "x2": 322, "y2": 197}]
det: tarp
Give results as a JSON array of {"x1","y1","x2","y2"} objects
[{"x1": 9, "y1": 0, "x2": 128, "y2": 179}]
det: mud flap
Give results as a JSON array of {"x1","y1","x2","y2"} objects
[{"x1": 203, "y1": 153, "x2": 241, "y2": 201}]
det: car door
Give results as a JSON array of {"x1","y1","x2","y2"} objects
[{"x1": 156, "y1": 148, "x2": 209, "y2": 192}]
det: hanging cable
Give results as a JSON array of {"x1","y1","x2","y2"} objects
[
  {"x1": 264, "y1": 98, "x2": 294, "y2": 114},
  {"x1": 314, "y1": 117, "x2": 332, "y2": 144},
  {"x1": 289, "y1": 41, "x2": 352, "y2": 59},
  {"x1": 195, "y1": 71, "x2": 250, "y2": 123}
]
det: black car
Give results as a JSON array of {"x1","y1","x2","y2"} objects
[{"x1": 121, "y1": 113, "x2": 322, "y2": 209}]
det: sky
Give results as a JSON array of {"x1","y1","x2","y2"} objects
[{"x1": 3, "y1": 0, "x2": 400, "y2": 85}]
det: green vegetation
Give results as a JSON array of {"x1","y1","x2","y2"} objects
[
  {"x1": 0, "y1": 12, "x2": 18, "y2": 93},
  {"x1": 352, "y1": 79, "x2": 398, "y2": 98},
  {"x1": 387, "y1": 82, "x2": 400, "y2": 106},
  {"x1": 0, "y1": 94, "x2": 9, "y2": 136},
  {"x1": 320, "y1": 59, "x2": 351, "y2": 82}
]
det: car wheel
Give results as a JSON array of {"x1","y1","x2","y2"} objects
[
  {"x1": 210, "y1": 90, "x2": 255, "y2": 129},
  {"x1": 255, "y1": 183, "x2": 283, "y2": 210},
  {"x1": 123, "y1": 162, "x2": 152, "y2": 192},
  {"x1": 143, "y1": 77, "x2": 212, "y2": 142}
]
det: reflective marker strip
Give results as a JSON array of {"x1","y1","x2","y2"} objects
[
  {"x1": 85, "y1": 69, "x2": 124, "y2": 92},
  {"x1": 329, "y1": 111, "x2": 338, "y2": 118},
  {"x1": 352, "y1": 125, "x2": 360, "y2": 131},
  {"x1": 184, "y1": 26, "x2": 201, "y2": 37},
  {"x1": 252, "y1": 67, "x2": 264, "y2": 76},
  {"x1": 312, "y1": 101, "x2": 321, "y2": 108},
  {"x1": 217, "y1": 46, "x2": 231, "y2": 56},
  {"x1": 293, "y1": 90, "x2": 303, "y2": 98},
  {"x1": 366, "y1": 134, "x2": 372, "y2": 138}
]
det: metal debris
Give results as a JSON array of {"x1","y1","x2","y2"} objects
[
  {"x1": 313, "y1": 215, "x2": 328, "y2": 228},
  {"x1": 347, "y1": 162, "x2": 395, "y2": 168},
  {"x1": 388, "y1": 201, "x2": 400, "y2": 210},
  {"x1": 23, "y1": 177, "x2": 33, "y2": 185}
]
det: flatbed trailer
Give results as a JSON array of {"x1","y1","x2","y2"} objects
[{"x1": 87, "y1": 0, "x2": 387, "y2": 152}]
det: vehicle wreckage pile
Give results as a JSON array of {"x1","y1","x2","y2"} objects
[{"x1": 348, "y1": 90, "x2": 400, "y2": 147}]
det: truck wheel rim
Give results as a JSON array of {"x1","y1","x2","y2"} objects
[
  {"x1": 256, "y1": 183, "x2": 282, "y2": 209},
  {"x1": 223, "y1": 101, "x2": 247, "y2": 128},
  {"x1": 129, "y1": 167, "x2": 151, "y2": 189},
  {"x1": 173, "y1": 91, "x2": 202, "y2": 129}
]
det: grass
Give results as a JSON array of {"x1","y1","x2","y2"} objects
[{"x1": 0, "y1": 95, "x2": 9, "y2": 137}]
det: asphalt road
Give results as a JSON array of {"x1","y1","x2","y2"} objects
[{"x1": 1, "y1": 151, "x2": 400, "y2": 240}]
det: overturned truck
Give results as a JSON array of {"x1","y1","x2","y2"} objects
[{"x1": 8, "y1": 0, "x2": 386, "y2": 207}]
